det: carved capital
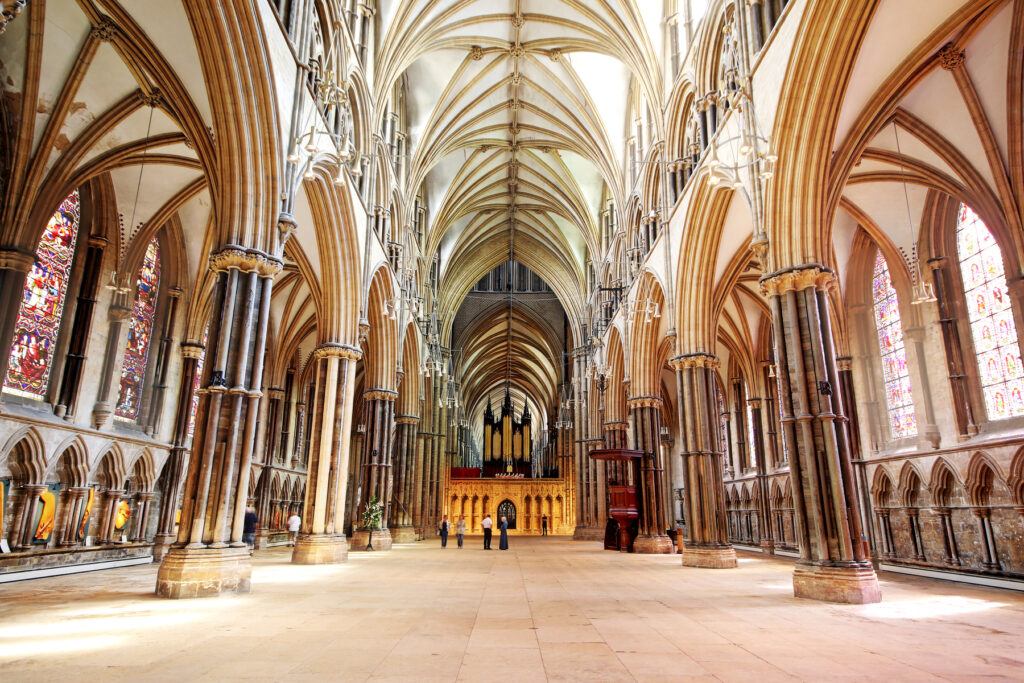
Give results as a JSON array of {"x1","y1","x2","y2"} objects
[
  {"x1": 180, "y1": 341, "x2": 205, "y2": 360},
  {"x1": 363, "y1": 388, "x2": 398, "y2": 402},
  {"x1": 395, "y1": 414, "x2": 420, "y2": 425},
  {"x1": 835, "y1": 356, "x2": 853, "y2": 372},
  {"x1": 627, "y1": 395, "x2": 663, "y2": 410},
  {"x1": 209, "y1": 246, "x2": 283, "y2": 277},
  {"x1": 668, "y1": 352, "x2": 719, "y2": 370},
  {"x1": 759, "y1": 265, "x2": 835, "y2": 297},
  {"x1": 313, "y1": 342, "x2": 362, "y2": 362}
]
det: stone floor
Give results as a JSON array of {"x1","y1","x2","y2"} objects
[{"x1": 2, "y1": 537, "x2": 1024, "y2": 681}]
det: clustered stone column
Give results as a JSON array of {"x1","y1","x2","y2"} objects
[
  {"x1": 132, "y1": 492, "x2": 155, "y2": 542},
  {"x1": 91, "y1": 292, "x2": 131, "y2": 429},
  {"x1": 390, "y1": 414, "x2": 420, "y2": 543},
  {"x1": 761, "y1": 265, "x2": 880, "y2": 603},
  {"x1": 12, "y1": 484, "x2": 46, "y2": 550},
  {"x1": 156, "y1": 247, "x2": 279, "y2": 598},
  {"x1": 628, "y1": 396, "x2": 673, "y2": 553},
  {"x1": 672, "y1": 353, "x2": 737, "y2": 568},
  {"x1": 59, "y1": 487, "x2": 91, "y2": 547},
  {"x1": 351, "y1": 388, "x2": 397, "y2": 550},
  {"x1": 292, "y1": 344, "x2": 360, "y2": 564},
  {"x1": 152, "y1": 341, "x2": 205, "y2": 561}
]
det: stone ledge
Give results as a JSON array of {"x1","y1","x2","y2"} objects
[
  {"x1": 291, "y1": 534, "x2": 348, "y2": 564},
  {"x1": 793, "y1": 562, "x2": 881, "y2": 604},
  {"x1": 681, "y1": 544, "x2": 738, "y2": 568},
  {"x1": 0, "y1": 543, "x2": 153, "y2": 574},
  {"x1": 156, "y1": 546, "x2": 252, "y2": 599}
]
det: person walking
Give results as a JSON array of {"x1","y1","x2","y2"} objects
[
  {"x1": 456, "y1": 515, "x2": 466, "y2": 548},
  {"x1": 243, "y1": 507, "x2": 259, "y2": 555},
  {"x1": 439, "y1": 514, "x2": 450, "y2": 548},
  {"x1": 499, "y1": 516, "x2": 509, "y2": 550},
  {"x1": 541, "y1": 514, "x2": 548, "y2": 536},
  {"x1": 481, "y1": 514, "x2": 493, "y2": 549},
  {"x1": 286, "y1": 510, "x2": 301, "y2": 546}
]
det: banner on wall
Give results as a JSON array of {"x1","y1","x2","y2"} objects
[
  {"x1": 76, "y1": 486, "x2": 96, "y2": 542},
  {"x1": 114, "y1": 498, "x2": 132, "y2": 532},
  {"x1": 31, "y1": 483, "x2": 61, "y2": 544}
]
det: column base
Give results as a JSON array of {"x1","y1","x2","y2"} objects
[
  {"x1": 681, "y1": 544, "x2": 737, "y2": 568},
  {"x1": 633, "y1": 534, "x2": 674, "y2": 554},
  {"x1": 792, "y1": 562, "x2": 882, "y2": 604},
  {"x1": 291, "y1": 533, "x2": 348, "y2": 564},
  {"x1": 390, "y1": 525, "x2": 418, "y2": 544},
  {"x1": 572, "y1": 526, "x2": 604, "y2": 542},
  {"x1": 350, "y1": 528, "x2": 392, "y2": 551},
  {"x1": 760, "y1": 539, "x2": 776, "y2": 555},
  {"x1": 155, "y1": 546, "x2": 252, "y2": 599},
  {"x1": 151, "y1": 533, "x2": 175, "y2": 562}
]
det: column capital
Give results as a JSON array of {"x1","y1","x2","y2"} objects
[
  {"x1": 313, "y1": 342, "x2": 362, "y2": 361},
  {"x1": 180, "y1": 341, "x2": 205, "y2": 359},
  {"x1": 836, "y1": 356, "x2": 853, "y2": 372},
  {"x1": 627, "y1": 395, "x2": 662, "y2": 410},
  {"x1": 669, "y1": 352, "x2": 719, "y2": 370},
  {"x1": 364, "y1": 388, "x2": 398, "y2": 402},
  {"x1": 759, "y1": 264, "x2": 836, "y2": 297},
  {"x1": 395, "y1": 414, "x2": 420, "y2": 425},
  {"x1": 209, "y1": 245, "x2": 283, "y2": 278},
  {"x1": 0, "y1": 247, "x2": 36, "y2": 273}
]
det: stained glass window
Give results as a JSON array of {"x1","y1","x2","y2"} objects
[
  {"x1": 115, "y1": 237, "x2": 160, "y2": 420},
  {"x1": 957, "y1": 204, "x2": 1024, "y2": 420},
  {"x1": 4, "y1": 191, "x2": 81, "y2": 398},
  {"x1": 187, "y1": 326, "x2": 208, "y2": 438},
  {"x1": 872, "y1": 251, "x2": 917, "y2": 438}
]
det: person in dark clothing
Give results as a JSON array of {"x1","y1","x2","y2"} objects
[
  {"x1": 482, "y1": 514, "x2": 493, "y2": 549},
  {"x1": 439, "y1": 514, "x2": 450, "y2": 548},
  {"x1": 541, "y1": 514, "x2": 548, "y2": 536},
  {"x1": 243, "y1": 507, "x2": 258, "y2": 555},
  {"x1": 499, "y1": 516, "x2": 509, "y2": 550}
]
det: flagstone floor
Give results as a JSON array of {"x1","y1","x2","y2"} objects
[{"x1": 2, "y1": 536, "x2": 1024, "y2": 681}]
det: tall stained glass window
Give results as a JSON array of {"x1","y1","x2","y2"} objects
[
  {"x1": 957, "y1": 204, "x2": 1024, "y2": 420},
  {"x1": 187, "y1": 326, "x2": 209, "y2": 437},
  {"x1": 115, "y1": 237, "x2": 160, "y2": 420},
  {"x1": 4, "y1": 191, "x2": 81, "y2": 398},
  {"x1": 872, "y1": 251, "x2": 917, "y2": 438}
]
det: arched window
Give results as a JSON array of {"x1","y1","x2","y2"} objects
[
  {"x1": 5, "y1": 191, "x2": 81, "y2": 398},
  {"x1": 872, "y1": 251, "x2": 916, "y2": 438},
  {"x1": 957, "y1": 204, "x2": 1024, "y2": 420},
  {"x1": 115, "y1": 237, "x2": 160, "y2": 420}
]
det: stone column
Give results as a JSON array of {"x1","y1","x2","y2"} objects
[
  {"x1": 156, "y1": 247, "x2": 280, "y2": 598},
  {"x1": 390, "y1": 415, "x2": 420, "y2": 543},
  {"x1": 132, "y1": 491, "x2": 155, "y2": 542},
  {"x1": 973, "y1": 507, "x2": 1000, "y2": 570},
  {"x1": 761, "y1": 266, "x2": 880, "y2": 603},
  {"x1": 152, "y1": 341, "x2": 204, "y2": 561},
  {"x1": 903, "y1": 326, "x2": 941, "y2": 449},
  {"x1": 55, "y1": 235, "x2": 107, "y2": 418},
  {"x1": 144, "y1": 287, "x2": 183, "y2": 436},
  {"x1": 933, "y1": 507, "x2": 960, "y2": 566},
  {"x1": 263, "y1": 388, "x2": 284, "y2": 464},
  {"x1": 351, "y1": 389, "x2": 397, "y2": 550},
  {"x1": 59, "y1": 487, "x2": 90, "y2": 547},
  {"x1": 628, "y1": 396, "x2": 673, "y2": 553},
  {"x1": 91, "y1": 293, "x2": 131, "y2": 429},
  {"x1": 99, "y1": 489, "x2": 124, "y2": 544},
  {"x1": 292, "y1": 344, "x2": 360, "y2": 564},
  {"x1": 748, "y1": 397, "x2": 775, "y2": 553},
  {"x1": 13, "y1": 485, "x2": 45, "y2": 550},
  {"x1": 0, "y1": 250, "x2": 35, "y2": 391},
  {"x1": 672, "y1": 353, "x2": 737, "y2": 568}
]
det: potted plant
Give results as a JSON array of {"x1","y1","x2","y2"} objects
[{"x1": 360, "y1": 495, "x2": 384, "y2": 550}]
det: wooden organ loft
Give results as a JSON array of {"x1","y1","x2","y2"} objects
[{"x1": 482, "y1": 389, "x2": 532, "y2": 477}]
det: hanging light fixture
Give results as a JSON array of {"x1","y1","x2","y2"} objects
[{"x1": 892, "y1": 122, "x2": 936, "y2": 305}]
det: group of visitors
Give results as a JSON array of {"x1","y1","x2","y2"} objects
[
  {"x1": 241, "y1": 507, "x2": 302, "y2": 555},
  {"x1": 437, "y1": 512, "x2": 548, "y2": 550}
]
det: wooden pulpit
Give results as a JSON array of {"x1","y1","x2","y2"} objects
[{"x1": 589, "y1": 449, "x2": 643, "y2": 552}]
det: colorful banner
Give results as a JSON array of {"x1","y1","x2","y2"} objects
[
  {"x1": 31, "y1": 483, "x2": 61, "y2": 544},
  {"x1": 76, "y1": 486, "x2": 96, "y2": 542}
]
